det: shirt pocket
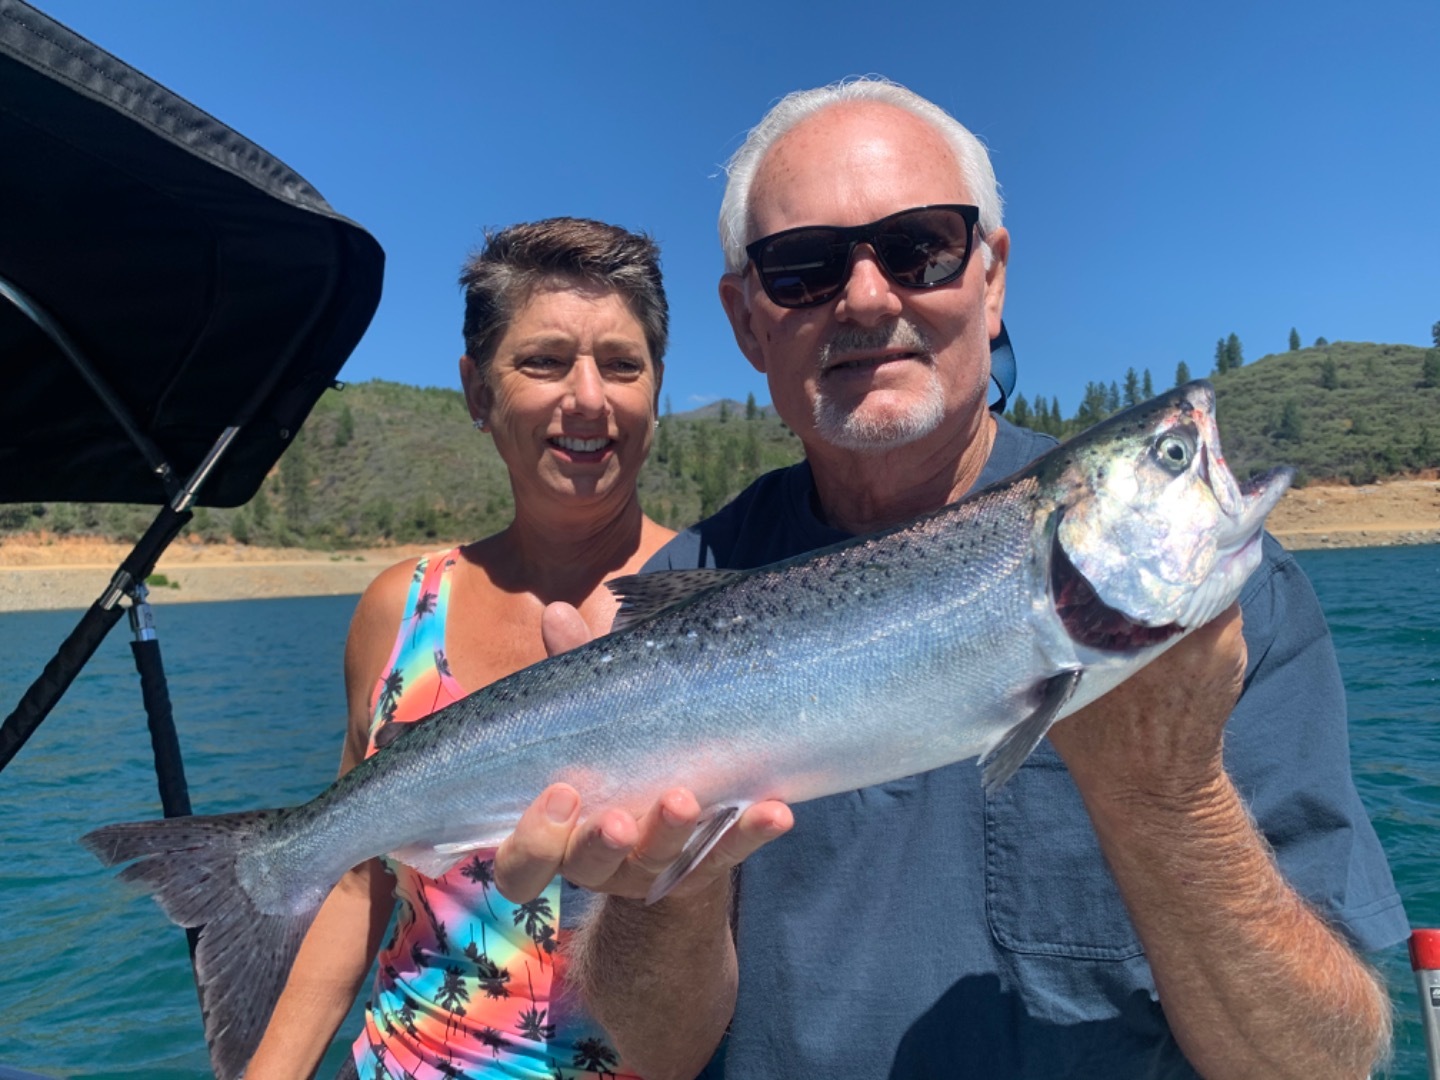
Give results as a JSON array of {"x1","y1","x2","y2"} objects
[{"x1": 984, "y1": 745, "x2": 1145, "y2": 959}]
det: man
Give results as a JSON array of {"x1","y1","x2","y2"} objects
[{"x1": 499, "y1": 79, "x2": 1407, "y2": 1078}]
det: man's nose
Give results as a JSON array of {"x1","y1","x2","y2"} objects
[
  {"x1": 834, "y1": 246, "x2": 903, "y2": 325},
  {"x1": 565, "y1": 358, "x2": 608, "y2": 415}
]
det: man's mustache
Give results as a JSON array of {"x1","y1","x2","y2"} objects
[{"x1": 819, "y1": 321, "x2": 932, "y2": 370}]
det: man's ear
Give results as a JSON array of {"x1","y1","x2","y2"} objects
[
  {"x1": 982, "y1": 228, "x2": 1009, "y2": 342},
  {"x1": 459, "y1": 354, "x2": 492, "y2": 426},
  {"x1": 718, "y1": 272, "x2": 768, "y2": 375}
]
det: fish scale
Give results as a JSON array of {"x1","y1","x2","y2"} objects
[{"x1": 82, "y1": 381, "x2": 1291, "y2": 1080}]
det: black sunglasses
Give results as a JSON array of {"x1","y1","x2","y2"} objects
[{"x1": 744, "y1": 204, "x2": 981, "y2": 309}]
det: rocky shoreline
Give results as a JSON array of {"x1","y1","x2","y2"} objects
[{"x1": 2, "y1": 480, "x2": 1437, "y2": 614}]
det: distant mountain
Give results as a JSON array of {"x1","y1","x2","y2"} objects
[{"x1": 672, "y1": 398, "x2": 776, "y2": 422}]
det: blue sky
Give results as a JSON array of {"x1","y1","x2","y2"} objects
[{"x1": 41, "y1": 0, "x2": 1440, "y2": 416}]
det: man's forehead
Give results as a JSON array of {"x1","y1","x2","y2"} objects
[{"x1": 747, "y1": 101, "x2": 969, "y2": 233}]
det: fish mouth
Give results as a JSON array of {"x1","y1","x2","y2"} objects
[{"x1": 1218, "y1": 466, "x2": 1293, "y2": 554}]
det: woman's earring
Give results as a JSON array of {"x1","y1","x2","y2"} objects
[{"x1": 473, "y1": 417, "x2": 488, "y2": 432}]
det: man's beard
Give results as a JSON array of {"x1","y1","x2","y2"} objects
[{"x1": 813, "y1": 321, "x2": 946, "y2": 452}]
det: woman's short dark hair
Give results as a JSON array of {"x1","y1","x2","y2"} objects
[{"x1": 460, "y1": 218, "x2": 668, "y2": 383}]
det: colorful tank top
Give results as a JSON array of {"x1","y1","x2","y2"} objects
[{"x1": 351, "y1": 550, "x2": 631, "y2": 1080}]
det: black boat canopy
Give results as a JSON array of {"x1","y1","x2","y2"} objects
[
  {"x1": 0, "y1": 0, "x2": 384, "y2": 507},
  {"x1": 0, "y1": 0, "x2": 384, "y2": 782}
]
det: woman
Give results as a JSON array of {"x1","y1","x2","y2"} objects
[{"x1": 248, "y1": 217, "x2": 673, "y2": 1079}]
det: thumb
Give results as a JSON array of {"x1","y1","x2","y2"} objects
[{"x1": 541, "y1": 602, "x2": 593, "y2": 657}]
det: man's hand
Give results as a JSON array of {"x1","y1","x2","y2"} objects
[
  {"x1": 1046, "y1": 601, "x2": 1391, "y2": 1078},
  {"x1": 493, "y1": 602, "x2": 793, "y2": 905},
  {"x1": 1048, "y1": 602, "x2": 1247, "y2": 806}
]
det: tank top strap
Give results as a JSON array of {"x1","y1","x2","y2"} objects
[{"x1": 366, "y1": 547, "x2": 465, "y2": 747}]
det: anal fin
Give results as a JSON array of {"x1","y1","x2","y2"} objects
[
  {"x1": 981, "y1": 669, "x2": 1082, "y2": 794},
  {"x1": 644, "y1": 802, "x2": 748, "y2": 905},
  {"x1": 391, "y1": 836, "x2": 499, "y2": 879}
]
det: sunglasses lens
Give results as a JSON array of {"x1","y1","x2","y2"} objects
[
  {"x1": 749, "y1": 206, "x2": 977, "y2": 308},
  {"x1": 874, "y1": 208, "x2": 974, "y2": 286},
  {"x1": 754, "y1": 229, "x2": 848, "y2": 307}
]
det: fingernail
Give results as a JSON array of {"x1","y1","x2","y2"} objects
[
  {"x1": 600, "y1": 823, "x2": 630, "y2": 850},
  {"x1": 546, "y1": 788, "x2": 578, "y2": 822}
]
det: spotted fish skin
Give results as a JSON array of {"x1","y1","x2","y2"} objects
[{"x1": 82, "y1": 381, "x2": 1290, "y2": 1080}]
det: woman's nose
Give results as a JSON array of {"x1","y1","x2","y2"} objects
[{"x1": 565, "y1": 358, "x2": 608, "y2": 415}]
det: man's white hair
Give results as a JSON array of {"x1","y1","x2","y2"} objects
[{"x1": 718, "y1": 76, "x2": 1004, "y2": 275}]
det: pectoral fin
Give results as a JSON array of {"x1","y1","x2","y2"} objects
[
  {"x1": 372, "y1": 719, "x2": 418, "y2": 751},
  {"x1": 981, "y1": 669, "x2": 1082, "y2": 794},
  {"x1": 644, "y1": 802, "x2": 748, "y2": 905}
]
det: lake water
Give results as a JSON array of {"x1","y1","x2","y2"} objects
[{"x1": 0, "y1": 546, "x2": 1436, "y2": 1078}]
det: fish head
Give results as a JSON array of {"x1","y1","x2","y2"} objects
[{"x1": 1052, "y1": 381, "x2": 1292, "y2": 639}]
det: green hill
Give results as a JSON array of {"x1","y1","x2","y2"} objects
[
  {"x1": 1209, "y1": 342, "x2": 1439, "y2": 485},
  {"x1": 0, "y1": 381, "x2": 804, "y2": 547},
  {"x1": 5, "y1": 341, "x2": 1436, "y2": 547},
  {"x1": 1007, "y1": 341, "x2": 1440, "y2": 487}
]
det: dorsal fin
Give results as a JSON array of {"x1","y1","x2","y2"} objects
[{"x1": 606, "y1": 568, "x2": 741, "y2": 631}]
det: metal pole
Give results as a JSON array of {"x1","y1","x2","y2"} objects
[{"x1": 1411, "y1": 930, "x2": 1440, "y2": 1080}]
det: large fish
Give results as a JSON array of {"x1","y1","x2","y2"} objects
[{"x1": 84, "y1": 382, "x2": 1288, "y2": 1079}]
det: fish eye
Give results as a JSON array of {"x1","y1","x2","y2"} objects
[{"x1": 1154, "y1": 433, "x2": 1193, "y2": 472}]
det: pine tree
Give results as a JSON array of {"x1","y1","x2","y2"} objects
[
  {"x1": 745, "y1": 392, "x2": 758, "y2": 421},
  {"x1": 1123, "y1": 368, "x2": 1140, "y2": 407},
  {"x1": 1425, "y1": 321, "x2": 1440, "y2": 389},
  {"x1": 742, "y1": 422, "x2": 761, "y2": 474},
  {"x1": 1422, "y1": 348, "x2": 1440, "y2": 389},
  {"x1": 1142, "y1": 369, "x2": 1154, "y2": 398},
  {"x1": 1289, "y1": 327, "x2": 1301, "y2": 352},
  {"x1": 1106, "y1": 381, "x2": 1121, "y2": 414},
  {"x1": 1320, "y1": 357, "x2": 1339, "y2": 391},
  {"x1": 334, "y1": 403, "x2": 355, "y2": 448},
  {"x1": 279, "y1": 436, "x2": 311, "y2": 531},
  {"x1": 1214, "y1": 338, "x2": 1228, "y2": 375},
  {"x1": 1175, "y1": 360, "x2": 1191, "y2": 387},
  {"x1": 1416, "y1": 427, "x2": 1437, "y2": 468},
  {"x1": 1276, "y1": 399, "x2": 1304, "y2": 442},
  {"x1": 1225, "y1": 333, "x2": 1244, "y2": 371},
  {"x1": 1077, "y1": 382, "x2": 1109, "y2": 428},
  {"x1": 1010, "y1": 393, "x2": 1031, "y2": 428}
]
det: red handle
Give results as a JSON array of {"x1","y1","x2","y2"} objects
[{"x1": 1409, "y1": 929, "x2": 1440, "y2": 971}]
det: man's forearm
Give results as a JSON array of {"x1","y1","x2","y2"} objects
[
  {"x1": 570, "y1": 875, "x2": 737, "y2": 1080},
  {"x1": 1086, "y1": 775, "x2": 1389, "y2": 1080}
]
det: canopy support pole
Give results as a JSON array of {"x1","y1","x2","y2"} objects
[
  {"x1": 0, "y1": 274, "x2": 179, "y2": 500},
  {"x1": 0, "y1": 274, "x2": 242, "y2": 775}
]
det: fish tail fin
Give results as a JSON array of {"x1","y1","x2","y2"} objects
[{"x1": 82, "y1": 810, "x2": 319, "y2": 1080}]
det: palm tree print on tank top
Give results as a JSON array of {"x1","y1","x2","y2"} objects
[{"x1": 352, "y1": 550, "x2": 630, "y2": 1080}]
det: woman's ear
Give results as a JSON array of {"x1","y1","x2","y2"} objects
[{"x1": 460, "y1": 354, "x2": 492, "y2": 428}]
